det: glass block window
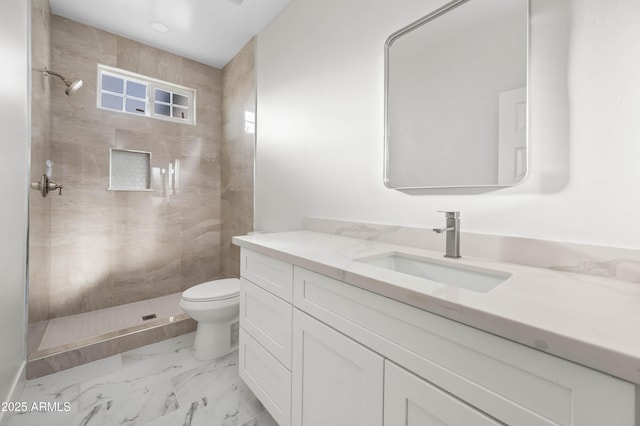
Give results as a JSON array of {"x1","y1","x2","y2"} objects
[{"x1": 97, "y1": 64, "x2": 196, "y2": 125}]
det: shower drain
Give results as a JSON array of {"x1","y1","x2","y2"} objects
[{"x1": 142, "y1": 314, "x2": 157, "y2": 321}]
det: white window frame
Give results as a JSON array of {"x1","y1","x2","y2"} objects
[{"x1": 97, "y1": 64, "x2": 196, "y2": 125}]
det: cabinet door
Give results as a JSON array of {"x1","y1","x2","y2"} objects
[
  {"x1": 385, "y1": 361, "x2": 503, "y2": 426},
  {"x1": 292, "y1": 309, "x2": 383, "y2": 426}
]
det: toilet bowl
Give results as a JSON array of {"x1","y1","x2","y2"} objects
[{"x1": 179, "y1": 278, "x2": 240, "y2": 360}]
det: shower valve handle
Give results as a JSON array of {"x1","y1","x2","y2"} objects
[
  {"x1": 48, "y1": 182, "x2": 63, "y2": 196},
  {"x1": 31, "y1": 175, "x2": 63, "y2": 197}
]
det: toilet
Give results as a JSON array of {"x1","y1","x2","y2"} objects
[{"x1": 179, "y1": 278, "x2": 240, "y2": 361}]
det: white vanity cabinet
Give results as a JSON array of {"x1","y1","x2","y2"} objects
[{"x1": 238, "y1": 248, "x2": 637, "y2": 426}]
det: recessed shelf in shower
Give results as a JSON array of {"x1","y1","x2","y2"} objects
[{"x1": 108, "y1": 148, "x2": 152, "y2": 191}]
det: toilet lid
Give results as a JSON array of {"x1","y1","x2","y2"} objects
[{"x1": 182, "y1": 278, "x2": 240, "y2": 302}]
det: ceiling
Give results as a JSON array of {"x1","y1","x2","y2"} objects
[{"x1": 50, "y1": 0, "x2": 291, "y2": 68}]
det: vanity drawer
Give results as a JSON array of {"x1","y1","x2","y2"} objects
[
  {"x1": 293, "y1": 266, "x2": 635, "y2": 426},
  {"x1": 239, "y1": 327, "x2": 291, "y2": 426},
  {"x1": 240, "y1": 248, "x2": 294, "y2": 302},
  {"x1": 240, "y1": 278, "x2": 292, "y2": 369}
]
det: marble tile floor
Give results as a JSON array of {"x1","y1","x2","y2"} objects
[{"x1": 11, "y1": 333, "x2": 278, "y2": 426}]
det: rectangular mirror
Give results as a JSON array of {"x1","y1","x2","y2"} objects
[{"x1": 384, "y1": 0, "x2": 529, "y2": 190}]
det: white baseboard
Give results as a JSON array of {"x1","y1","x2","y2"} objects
[{"x1": 0, "y1": 361, "x2": 26, "y2": 426}]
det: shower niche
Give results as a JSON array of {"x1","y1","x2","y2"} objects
[
  {"x1": 108, "y1": 148, "x2": 182, "y2": 196},
  {"x1": 108, "y1": 148, "x2": 152, "y2": 191}
]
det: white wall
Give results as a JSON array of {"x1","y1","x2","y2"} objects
[
  {"x1": 0, "y1": 0, "x2": 28, "y2": 412},
  {"x1": 255, "y1": 0, "x2": 640, "y2": 249}
]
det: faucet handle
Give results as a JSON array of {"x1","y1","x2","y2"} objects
[
  {"x1": 437, "y1": 210, "x2": 459, "y2": 218},
  {"x1": 47, "y1": 181, "x2": 63, "y2": 196}
]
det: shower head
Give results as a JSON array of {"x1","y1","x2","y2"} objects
[
  {"x1": 65, "y1": 78, "x2": 83, "y2": 96},
  {"x1": 41, "y1": 67, "x2": 83, "y2": 96}
]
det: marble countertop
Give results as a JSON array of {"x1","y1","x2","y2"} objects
[{"x1": 233, "y1": 230, "x2": 640, "y2": 384}]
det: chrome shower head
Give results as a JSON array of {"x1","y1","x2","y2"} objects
[
  {"x1": 41, "y1": 67, "x2": 83, "y2": 96},
  {"x1": 65, "y1": 78, "x2": 83, "y2": 96}
]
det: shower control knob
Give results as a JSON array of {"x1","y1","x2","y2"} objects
[
  {"x1": 31, "y1": 175, "x2": 64, "y2": 198},
  {"x1": 47, "y1": 181, "x2": 63, "y2": 196}
]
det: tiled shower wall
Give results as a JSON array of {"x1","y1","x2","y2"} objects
[
  {"x1": 28, "y1": 13, "x2": 253, "y2": 323},
  {"x1": 29, "y1": 0, "x2": 52, "y2": 323},
  {"x1": 221, "y1": 39, "x2": 255, "y2": 278}
]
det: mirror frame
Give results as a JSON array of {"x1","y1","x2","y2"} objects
[{"x1": 383, "y1": 0, "x2": 530, "y2": 190}]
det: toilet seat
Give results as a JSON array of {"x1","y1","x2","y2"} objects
[{"x1": 182, "y1": 278, "x2": 240, "y2": 302}]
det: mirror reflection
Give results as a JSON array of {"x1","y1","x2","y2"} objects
[{"x1": 385, "y1": 0, "x2": 529, "y2": 189}]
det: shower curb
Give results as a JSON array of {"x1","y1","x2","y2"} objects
[{"x1": 26, "y1": 315, "x2": 196, "y2": 379}]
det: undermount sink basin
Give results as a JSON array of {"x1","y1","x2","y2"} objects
[{"x1": 355, "y1": 252, "x2": 511, "y2": 292}]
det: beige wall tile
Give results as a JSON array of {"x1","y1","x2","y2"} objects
[
  {"x1": 116, "y1": 37, "x2": 183, "y2": 83},
  {"x1": 221, "y1": 38, "x2": 255, "y2": 278},
  {"x1": 29, "y1": 0, "x2": 52, "y2": 324}
]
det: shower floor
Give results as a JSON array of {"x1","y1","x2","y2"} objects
[{"x1": 27, "y1": 292, "x2": 196, "y2": 379}]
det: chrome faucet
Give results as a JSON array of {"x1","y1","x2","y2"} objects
[
  {"x1": 30, "y1": 174, "x2": 63, "y2": 198},
  {"x1": 433, "y1": 211, "x2": 461, "y2": 259}
]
